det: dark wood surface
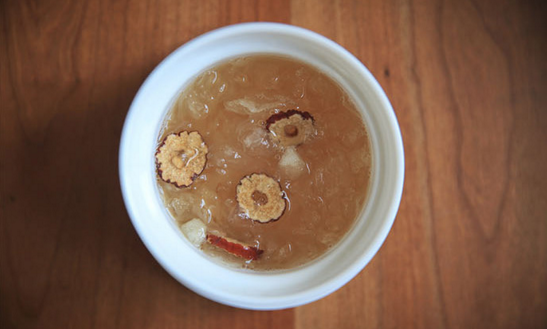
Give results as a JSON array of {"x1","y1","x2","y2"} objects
[{"x1": 1, "y1": 0, "x2": 546, "y2": 328}]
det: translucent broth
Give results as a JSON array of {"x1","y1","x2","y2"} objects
[{"x1": 157, "y1": 55, "x2": 371, "y2": 270}]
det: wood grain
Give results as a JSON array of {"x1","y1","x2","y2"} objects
[{"x1": 1, "y1": 0, "x2": 546, "y2": 328}]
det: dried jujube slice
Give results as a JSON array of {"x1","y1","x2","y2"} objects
[
  {"x1": 236, "y1": 173, "x2": 286, "y2": 223},
  {"x1": 266, "y1": 110, "x2": 315, "y2": 147},
  {"x1": 155, "y1": 131, "x2": 208, "y2": 187},
  {"x1": 206, "y1": 234, "x2": 264, "y2": 260}
]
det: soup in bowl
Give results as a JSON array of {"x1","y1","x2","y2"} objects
[{"x1": 119, "y1": 23, "x2": 404, "y2": 310}]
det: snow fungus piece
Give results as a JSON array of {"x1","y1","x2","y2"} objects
[
  {"x1": 279, "y1": 147, "x2": 307, "y2": 179},
  {"x1": 266, "y1": 110, "x2": 315, "y2": 147},
  {"x1": 224, "y1": 98, "x2": 282, "y2": 114},
  {"x1": 180, "y1": 218, "x2": 207, "y2": 247},
  {"x1": 156, "y1": 131, "x2": 208, "y2": 187},
  {"x1": 236, "y1": 173, "x2": 286, "y2": 223}
]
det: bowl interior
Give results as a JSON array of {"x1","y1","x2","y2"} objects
[{"x1": 119, "y1": 23, "x2": 404, "y2": 310}]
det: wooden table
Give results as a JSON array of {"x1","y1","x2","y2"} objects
[{"x1": 1, "y1": 0, "x2": 546, "y2": 328}]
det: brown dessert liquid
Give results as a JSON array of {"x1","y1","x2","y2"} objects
[{"x1": 157, "y1": 55, "x2": 371, "y2": 270}]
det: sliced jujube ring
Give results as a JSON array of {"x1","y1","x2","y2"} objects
[
  {"x1": 236, "y1": 173, "x2": 286, "y2": 223},
  {"x1": 266, "y1": 110, "x2": 315, "y2": 147},
  {"x1": 155, "y1": 131, "x2": 208, "y2": 187}
]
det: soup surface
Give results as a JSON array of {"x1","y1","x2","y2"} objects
[{"x1": 156, "y1": 55, "x2": 371, "y2": 270}]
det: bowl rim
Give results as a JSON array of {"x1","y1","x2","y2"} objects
[{"x1": 119, "y1": 22, "x2": 404, "y2": 310}]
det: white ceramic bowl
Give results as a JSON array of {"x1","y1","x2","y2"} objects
[{"x1": 119, "y1": 22, "x2": 404, "y2": 310}]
